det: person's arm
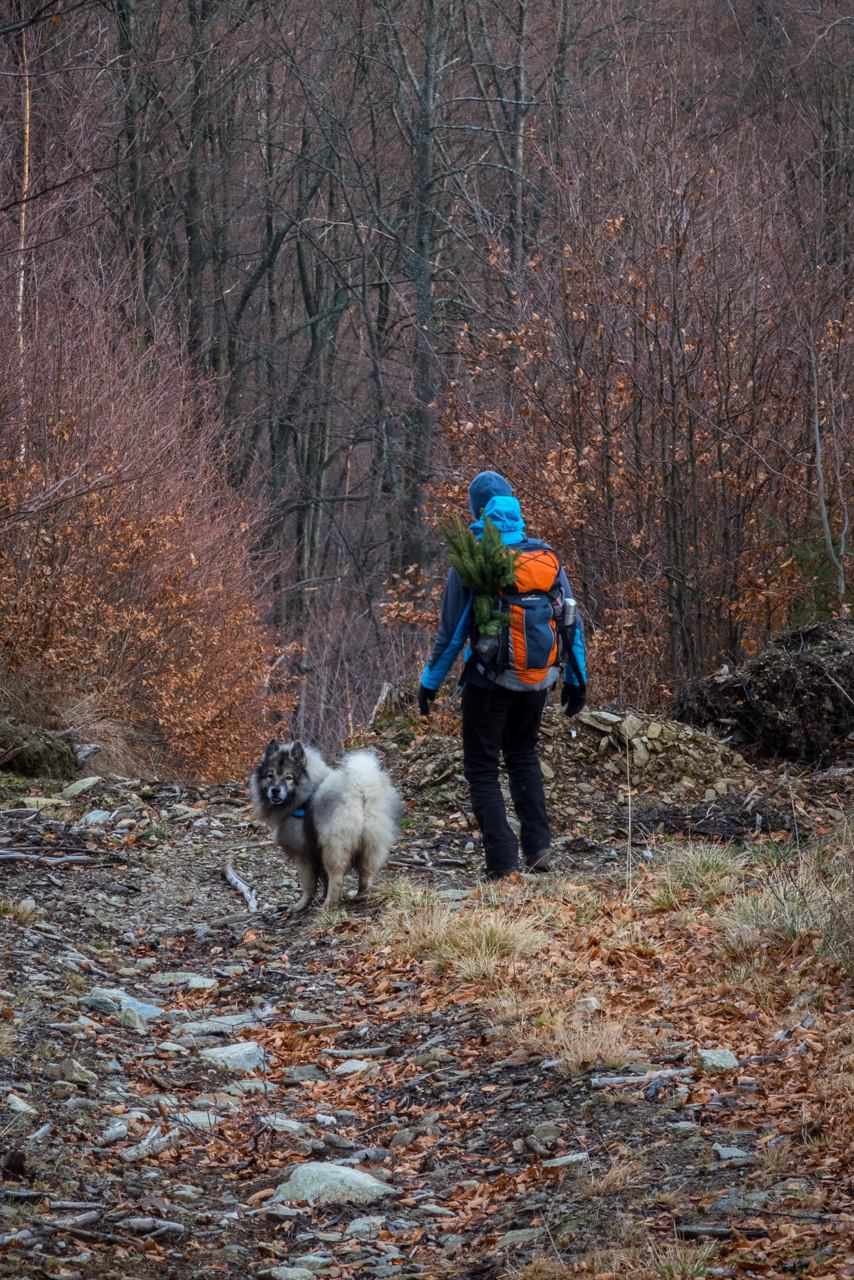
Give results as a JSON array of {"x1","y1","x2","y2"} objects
[{"x1": 421, "y1": 569, "x2": 473, "y2": 692}]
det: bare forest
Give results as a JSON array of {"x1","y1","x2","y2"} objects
[{"x1": 3, "y1": 0, "x2": 854, "y2": 774}]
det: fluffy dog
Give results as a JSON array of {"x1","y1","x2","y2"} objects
[{"x1": 250, "y1": 739, "x2": 402, "y2": 911}]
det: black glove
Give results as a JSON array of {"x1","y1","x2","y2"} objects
[
  {"x1": 561, "y1": 681, "x2": 587, "y2": 717},
  {"x1": 417, "y1": 683, "x2": 437, "y2": 717}
]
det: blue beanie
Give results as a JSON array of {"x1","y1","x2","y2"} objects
[{"x1": 468, "y1": 470, "x2": 513, "y2": 518}]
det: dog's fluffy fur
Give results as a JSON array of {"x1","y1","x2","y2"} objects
[{"x1": 250, "y1": 739, "x2": 402, "y2": 911}]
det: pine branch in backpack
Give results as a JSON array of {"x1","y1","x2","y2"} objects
[{"x1": 440, "y1": 510, "x2": 520, "y2": 637}]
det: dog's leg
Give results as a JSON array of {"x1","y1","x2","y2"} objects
[
  {"x1": 357, "y1": 834, "x2": 388, "y2": 899},
  {"x1": 290, "y1": 859, "x2": 318, "y2": 913},
  {"x1": 355, "y1": 853, "x2": 372, "y2": 899},
  {"x1": 323, "y1": 868, "x2": 345, "y2": 909}
]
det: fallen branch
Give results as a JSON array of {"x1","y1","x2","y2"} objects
[
  {"x1": 589, "y1": 1067, "x2": 695, "y2": 1088},
  {"x1": 209, "y1": 909, "x2": 268, "y2": 928},
  {"x1": 120, "y1": 1124, "x2": 181, "y2": 1163},
  {"x1": 675, "y1": 1224, "x2": 769, "y2": 1240},
  {"x1": 50, "y1": 1210, "x2": 101, "y2": 1230},
  {"x1": 123, "y1": 1216, "x2": 185, "y2": 1237},
  {"x1": 0, "y1": 852, "x2": 100, "y2": 865},
  {"x1": 0, "y1": 1227, "x2": 35, "y2": 1246},
  {"x1": 223, "y1": 863, "x2": 258, "y2": 913}
]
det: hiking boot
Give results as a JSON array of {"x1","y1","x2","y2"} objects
[
  {"x1": 483, "y1": 867, "x2": 519, "y2": 882},
  {"x1": 525, "y1": 848, "x2": 552, "y2": 873}
]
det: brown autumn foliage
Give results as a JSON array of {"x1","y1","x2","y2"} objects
[
  {"x1": 4, "y1": 0, "x2": 854, "y2": 747},
  {"x1": 428, "y1": 49, "x2": 854, "y2": 709},
  {"x1": 0, "y1": 272, "x2": 291, "y2": 779}
]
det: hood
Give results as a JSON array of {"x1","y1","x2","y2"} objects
[
  {"x1": 468, "y1": 470, "x2": 513, "y2": 518},
  {"x1": 470, "y1": 494, "x2": 526, "y2": 545}
]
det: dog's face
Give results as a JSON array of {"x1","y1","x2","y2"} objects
[{"x1": 255, "y1": 739, "x2": 306, "y2": 808}]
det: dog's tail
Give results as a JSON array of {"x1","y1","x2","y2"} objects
[{"x1": 338, "y1": 750, "x2": 402, "y2": 842}]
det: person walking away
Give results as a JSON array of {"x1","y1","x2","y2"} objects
[{"x1": 417, "y1": 471, "x2": 586, "y2": 880}]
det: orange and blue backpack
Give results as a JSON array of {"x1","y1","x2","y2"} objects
[{"x1": 471, "y1": 537, "x2": 583, "y2": 692}]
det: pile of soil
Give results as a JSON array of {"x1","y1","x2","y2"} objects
[
  {"x1": 674, "y1": 618, "x2": 854, "y2": 761},
  {"x1": 0, "y1": 715, "x2": 78, "y2": 777}
]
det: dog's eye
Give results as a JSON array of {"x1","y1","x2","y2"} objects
[{"x1": 285, "y1": 775, "x2": 293, "y2": 783}]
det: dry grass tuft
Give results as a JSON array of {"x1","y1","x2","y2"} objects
[
  {"x1": 0, "y1": 1022, "x2": 16, "y2": 1057},
  {"x1": 371, "y1": 876, "x2": 440, "y2": 912},
  {"x1": 758, "y1": 1136, "x2": 792, "y2": 1178},
  {"x1": 648, "y1": 1238, "x2": 716, "y2": 1278},
  {"x1": 517, "y1": 1249, "x2": 647, "y2": 1279},
  {"x1": 372, "y1": 898, "x2": 546, "y2": 982},
  {"x1": 579, "y1": 1153, "x2": 646, "y2": 1198},
  {"x1": 515, "y1": 1261, "x2": 568, "y2": 1280},
  {"x1": 0, "y1": 898, "x2": 35, "y2": 925},
  {"x1": 314, "y1": 905, "x2": 349, "y2": 933},
  {"x1": 549, "y1": 1014, "x2": 635, "y2": 1076}
]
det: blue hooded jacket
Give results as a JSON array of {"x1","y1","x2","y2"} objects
[{"x1": 421, "y1": 471, "x2": 587, "y2": 692}]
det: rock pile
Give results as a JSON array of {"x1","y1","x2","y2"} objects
[{"x1": 384, "y1": 700, "x2": 810, "y2": 839}]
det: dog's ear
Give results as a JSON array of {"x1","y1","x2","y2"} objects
[
  {"x1": 261, "y1": 738, "x2": 279, "y2": 762},
  {"x1": 291, "y1": 741, "x2": 305, "y2": 767}
]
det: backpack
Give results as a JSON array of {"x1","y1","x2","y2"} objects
[{"x1": 470, "y1": 539, "x2": 579, "y2": 691}]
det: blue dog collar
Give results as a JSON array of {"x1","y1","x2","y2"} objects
[{"x1": 292, "y1": 808, "x2": 306, "y2": 818}]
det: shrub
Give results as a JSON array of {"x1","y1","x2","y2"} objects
[{"x1": 0, "y1": 277, "x2": 295, "y2": 779}]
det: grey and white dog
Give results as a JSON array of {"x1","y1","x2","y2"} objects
[{"x1": 250, "y1": 739, "x2": 402, "y2": 911}]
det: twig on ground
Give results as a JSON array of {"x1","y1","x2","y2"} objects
[
  {"x1": 0, "y1": 852, "x2": 100, "y2": 864},
  {"x1": 119, "y1": 1123, "x2": 181, "y2": 1162},
  {"x1": 223, "y1": 863, "x2": 258, "y2": 913}
]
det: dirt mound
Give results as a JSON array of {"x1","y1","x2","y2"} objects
[
  {"x1": 0, "y1": 715, "x2": 78, "y2": 777},
  {"x1": 674, "y1": 618, "x2": 854, "y2": 761},
  {"x1": 379, "y1": 699, "x2": 807, "y2": 840}
]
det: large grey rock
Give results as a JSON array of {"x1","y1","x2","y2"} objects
[
  {"x1": 266, "y1": 1115, "x2": 311, "y2": 1137},
  {"x1": 272, "y1": 1162, "x2": 401, "y2": 1206},
  {"x1": 698, "y1": 1048, "x2": 739, "y2": 1074},
  {"x1": 179, "y1": 1111, "x2": 219, "y2": 1131},
  {"x1": 280, "y1": 1065, "x2": 326, "y2": 1083},
  {"x1": 332, "y1": 1059, "x2": 376, "y2": 1076},
  {"x1": 90, "y1": 987, "x2": 163, "y2": 1020},
  {"x1": 82, "y1": 995, "x2": 118, "y2": 1016},
  {"x1": 498, "y1": 1227, "x2": 545, "y2": 1248},
  {"x1": 291, "y1": 1007, "x2": 330, "y2": 1024},
  {"x1": 542, "y1": 1152, "x2": 589, "y2": 1170},
  {"x1": 80, "y1": 809, "x2": 111, "y2": 826},
  {"x1": 117, "y1": 1006, "x2": 148, "y2": 1033},
  {"x1": 61, "y1": 776, "x2": 102, "y2": 799},
  {"x1": 347, "y1": 1215, "x2": 385, "y2": 1237},
  {"x1": 148, "y1": 971, "x2": 216, "y2": 993},
  {"x1": 532, "y1": 1122, "x2": 561, "y2": 1143},
  {"x1": 713, "y1": 1142, "x2": 755, "y2": 1164},
  {"x1": 199, "y1": 1041, "x2": 268, "y2": 1072},
  {"x1": 288, "y1": 1256, "x2": 335, "y2": 1274},
  {"x1": 6, "y1": 1093, "x2": 37, "y2": 1114},
  {"x1": 618, "y1": 713, "x2": 645, "y2": 742}
]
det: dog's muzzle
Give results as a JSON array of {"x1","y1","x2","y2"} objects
[{"x1": 267, "y1": 785, "x2": 287, "y2": 804}]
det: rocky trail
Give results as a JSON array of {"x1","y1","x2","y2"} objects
[{"x1": 2, "y1": 705, "x2": 854, "y2": 1280}]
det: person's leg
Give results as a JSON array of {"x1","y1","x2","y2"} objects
[
  {"x1": 502, "y1": 689, "x2": 551, "y2": 866},
  {"x1": 462, "y1": 683, "x2": 519, "y2": 877}
]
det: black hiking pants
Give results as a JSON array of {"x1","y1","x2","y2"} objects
[{"x1": 461, "y1": 682, "x2": 551, "y2": 876}]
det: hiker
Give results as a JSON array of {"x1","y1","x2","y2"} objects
[{"x1": 417, "y1": 471, "x2": 586, "y2": 880}]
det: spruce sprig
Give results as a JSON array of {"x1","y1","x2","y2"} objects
[{"x1": 440, "y1": 509, "x2": 519, "y2": 636}]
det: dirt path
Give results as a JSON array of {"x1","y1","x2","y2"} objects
[{"x1": 2, "y1": 756, "x2": 854, "y2": 1280}]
